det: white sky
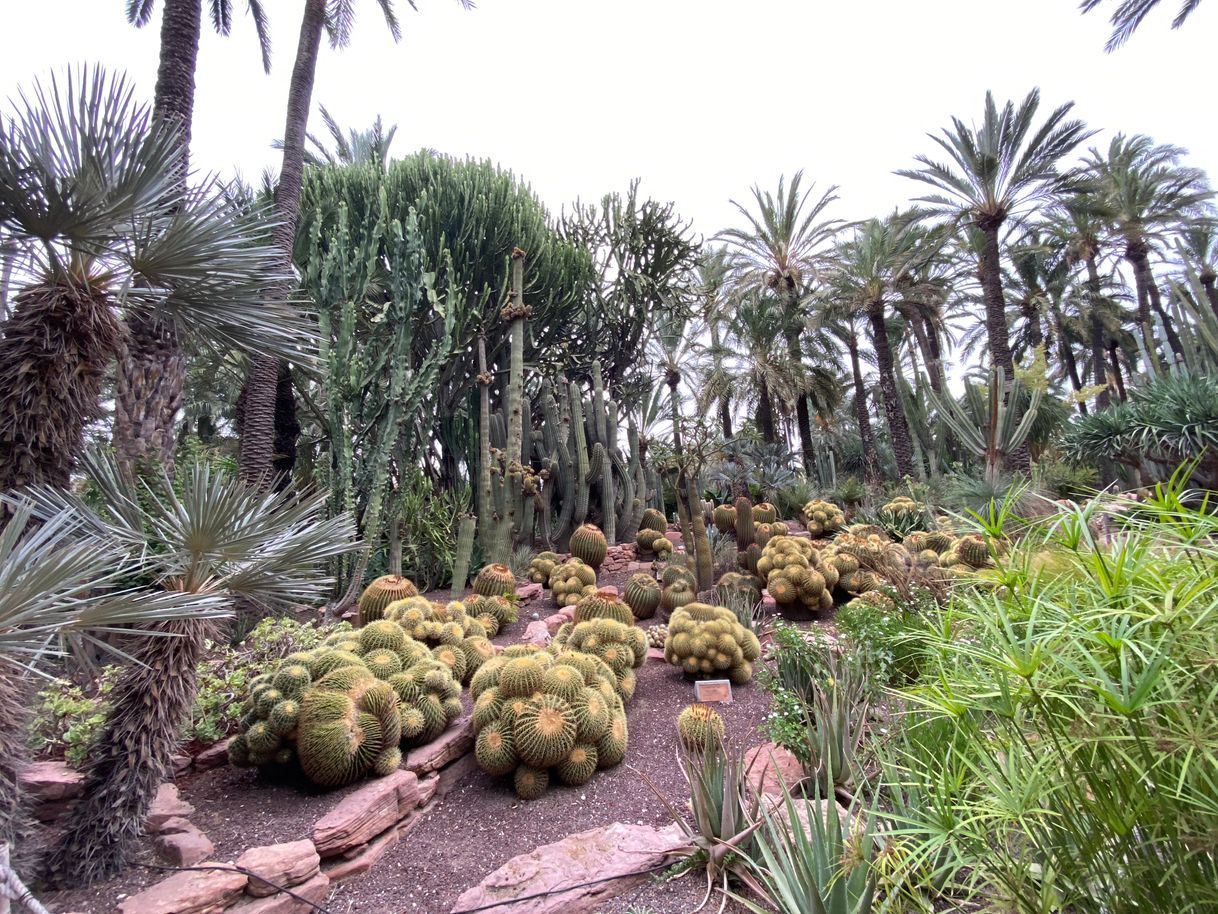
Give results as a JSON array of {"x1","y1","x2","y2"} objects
[{"x1": 2, "y1": 0, "x2": 1215, "y2": 239}]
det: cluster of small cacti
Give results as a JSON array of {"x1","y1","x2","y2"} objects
[
  {"x1": 469, "y1": 647, "x2": 629, "y2": 799},
  {"x1": 623, "y1": 573, "x2": 662, "y2": 619},
  {"x1": 635, "y1": 509, "x2": 673, "y2": 558},
  {"x1": 714, "y1": 571, "x2": 763, "y2": 606},
  {"x1": 228, "y1": 620, "x2": 462, "y2": 788},
  {"x1": 663, "y1": 602, "x2": 761, "y2": 683},
  {"x1": 380, "y1": 597, "x2": 496, "y2": 684},
  {"x1": 801, "y1": 499, "x2": 845, "y2": 538},
  {"x1": 527, "y1": 551, "x2": 561, "y2": 586},
  {"x1": 881, "y1": 495, "x2": 926, "y2": 519},
  {"x1": 473, "y1": 563, "x2": 518, "y2": 597},
  {"x1": 757, "y1": 535, "x2": 837, "y2": 612},
  {"x1": 569, "y1": 523, "x2": 609, "y2": 569},
  {"x1": 843, "y1": 589, "x2": 897, "y2": 615},
  {"x1": 462, "y1": 593, "x2": 519, "y2": 637},
  {"x1": 677, "y1": 703, "x2": 724, "y2": 751},
  {"x1": 357, "y1": 574, "x2": 420, "y2": 626},
  {"x1": 646, "y1": 623, "x2": 668, "y2": 649},
  {"x1": 549, "y1": 558, "x2": 598, "y2": 607},
  {"x1": 552, "y1": 616, "x2": 647, "y2": 701},
  {"x1": 572, "y1": 588, "x2": 634, "y2": 625},
  {"x1": 659, "y1": 563, "x2": 697, "y2": 613},
  {"x1": 753, "y1": 521, "x2": 789, "y2": 549}
]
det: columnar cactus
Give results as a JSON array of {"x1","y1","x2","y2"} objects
[
  {"x1": 677, "y1": 703, "x2": 724, "y2": 751},
  {"x1": 733, "y1": 497, "x2": 754, "y2": 548},
  {"x1": 801, "y1": 499, "x2": 845, "y2": 539},
  {"x1": 357, "y1": 575, "x2": 420, "y2": 626},
  {"x1": 470, "y1": 647, "x2": 628, "y2": 800},
  {"x1": 663, "y1": 602, "x2": 761, "y2": 684},
  {"x1": 569, "y1": 523, "x2": 609, "y2": 569},
  {"x1": 473, "y1": 563, "x2": 517, "y2": 597},
  {"x1": 623, "y1": 573, "x2": 662, "y2": 619}
]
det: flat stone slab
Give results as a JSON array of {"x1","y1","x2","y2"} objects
[
  {"x1": 514, "y1": 582, "x2": 543, "y2": 601},
  {"x1": 311, "y1": 770, "x2": 419, "y2": 858},
  {"x1": 320, "y1": 822, "x2": 400, "y2": 883},
  {"x1": 193, "y1": 737, "x2": 233, "y2": 772},
  {"x1": 237, "y1": 839, "x2": 320, "y2": 898},
  {"x1": 522, "y1": 620, "x2": 551, "y2": 645},
  {"x1": 154, "y1": 822, "x2": 215, "y2": 867},
  {"x1": 743, "y1": 742, "x2": 804, "y2": 798},
  {"x1": 451, "y1": 821, "x2": 687, "y2": 914},
  {"x1": 147, "y1": 782, "x2": 195, "y2": 830},
  {"x1": 646, "y1": 647, "x2": 666, "y2": 663},
  {"x1": 118, "y1": 861, "x2": 246, "y2": 914},
  {"x1": 19, "y1": 760, "x2": 83, "y2": 803},
  {"x1": 228, "y1": 872, "x2": 330, "y2": 914},
  {"x1": 405, "y1": 716, "x2": 473, "y2": 775}
]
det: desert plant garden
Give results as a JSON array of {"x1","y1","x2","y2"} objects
[{"x1": 2, "y1": 2, "x2": 1218, "y2": 913}]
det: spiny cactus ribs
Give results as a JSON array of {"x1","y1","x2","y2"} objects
[
  {"x1": 569, "y1": 523, "x2": 609, "y2": 569},
  {"x1": 473, "y1": 563, "x2": 517, "y2": 597},
  {"x1": 677, "y1": 703, "x2": 725, "y2": 751},
  {"x1": 663, "y1": 602, "x2": 761, "y2": 684},
  {"x1": 623, "y1": 573, "x2": 662, "y2": 619},
  {"x1": 229, "y1": 618, "x2": 462, "y2": 788},
  {"x1": 801, "y1": 499, "x2": 845, "y2": 539},
  {"x1": 549, "y1": 557, "x2": 598, "y2": 607},
  {"x1": 357, "y1": 574, "x2": 420, "y2": 626}
]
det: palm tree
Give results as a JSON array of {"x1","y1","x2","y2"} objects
[
  {"x1": 1083, "y1": 134, "x2": 1212, "y2": 370},
  {"x1": 899, "y1": 89, "x2": 1094, "y2": 383},
  {"x1": 693, "y1": 249, "x2": 736, "y2": 438},
  {"x1": 812, "y1": 308, "x2": 881, "y2": 482},
  {"x1": 115, "y1": 0, "x2": 272, "y2": 476},
  {"x1": 1179, "y1": 217, "x2": 1218, "y2": 319},
  {"x1": 239, "y1": 0, "x2": 474, "y2": 487},
  {"x1": 827, "y1": 213, "x2": 943, "y2": 479},
  {"x1": 283, "y1": 104, "x2": 399, "y2": 170},
  {"x1": 717, "y1": 172, "x2": 842, "y2": 474},
  {"x1": 1080, "y1": 0, "x2": 1206, "y2": 51},
  {"x1": 0, "y1": 503, "x2": 225, "y2": 880},
  {"x1": 31, "y1": 453, "x2": 355, "y2": 885},
  {"x1": 0, "y1": 67, "x2": 304, "y2": 498}
]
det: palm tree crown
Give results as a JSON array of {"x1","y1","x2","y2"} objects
[{"x1": 1080, "y1": 0, "x2": 1205, "y2": 51}]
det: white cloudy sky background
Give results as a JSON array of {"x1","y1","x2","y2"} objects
[{"x1": 2, "y1": 0, "x2": 1214, "y2": 240}]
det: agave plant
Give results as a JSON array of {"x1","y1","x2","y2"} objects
[
  {"x1": 0, "y1": 504, "x2": 226, "y2": 879},
  {"x1": 13, "y1": 451, "x2": 356, "y2": 885},
  {"x1": 928, "y1": 367, "x2": 1043, "y2": 484}
]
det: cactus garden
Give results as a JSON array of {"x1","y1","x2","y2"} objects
[{"x1": 5, "y1": 3, "x2": 1218, "y2": 914}]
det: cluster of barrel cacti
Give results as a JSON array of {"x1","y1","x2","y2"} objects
[
  {"x1": 875, "y1": 495, "x2": 933, "y2": 537},
  {"x1": 904, "y1": 530, "x2": 994, "y2": 573},
  {"x1": 469, "y1": 647, "x2": 629, "y2": 800},
  {"x1": 801, "y1": 499, "x2": 845, "y2": 538},
  {"x1": 645, "y1": 623, "x2": 668, "y2": 649},
  {"x1": 635, "y1": 508, "x2": 673, "y2": 559},
  {"x1": 714, "y1": 571, "x2": 763, "y2": 606},
  {"x1": 228, "y1": 620, "x2": 463, "y2": 788},
  {"x1": 663, "y1": 602, "x2": 761, "y2": 683},
  {"x1": 527, "y1": 551, "x2": 561, "y2": 585},
  {"x1": 549, "y1": 558, "x2": 597, "y2": 607},
  {"x1": 757, "y1": 535, "x2": 837, "y2": 612},
  {"x1": 659, "y1": 563, "x2": 698, "y2": 613},
  {"x1": 357, "y1": 574, "x2": 420, "y2": 626},
  {"x1": 623, "y1": 573, "x2": 661, "y2": 619},
  {"x1": 461, "y1": 594, "x2": 519, "y2": 637},
  {"x1": 552, "y1": 614, "x2": 647, "y2": 701},
  {"x1": 677, "y1": 703, "x2": 724, "y2": 751},
  {"x1": 380, "y1": 597, "x2": 496, "y2": 684}
]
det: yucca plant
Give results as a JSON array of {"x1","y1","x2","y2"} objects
[
  {"x1": 0, "y1": 504, "x2": 226, "y2": 880},
  {"x1": 14, "y1": 451, "x2": 356, "y2": 885}
]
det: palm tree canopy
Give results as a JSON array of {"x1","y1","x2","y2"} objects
[
  {"x1": 1080, "y1": 0, "x2": 1205, "y2": 51},
  {"x1": 898, "y1": 89, "x2": 1095, "y2": 230},
  {"x1": 0, "y1": 66, "x2": 317, "y2": 365},
  {"x1": 126, "y1": 0, "x2": 273, "y2": 72}
]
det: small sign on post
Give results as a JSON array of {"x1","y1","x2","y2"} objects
[{"x1": 694, "y1": 679, "x2": 733, "y2": 704}]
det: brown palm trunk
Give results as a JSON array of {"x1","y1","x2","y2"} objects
[
  {"x1": 1020, "y1": 298, "x2": 1044, "y2": 352},
  {"x1": 846, "y1": 331, "x2": 880, "y2": 482},
  {"x1": 909, "y1": 316, "x2": 942, "y2": 393},
  {"x1": 113, "y1": 0, "x2": 200, "y2": 477},
  {"x1": 1202, "y1": 271, "x2": 1218, "y2": 321},
  {"x1": 756, "y1": 377, "x2": 777, "y2": 444},
  {"x1": 1085, "y1": 255, "x2": 1111, "y2": 410},
  {"x1": 1109, "y1": 342, "x2": 1128, "y2": 402},
  {"x1": 979, "y1": 221, "x2": 1016, "y2": 379},
  {"x1": 46, "y1": 618, "x2": 212, "y2": 885},
  {"x1": 239, "y1": 0, "x2": 326, "y2": 487},
  {"x1": 1125, "y1": 243, "x2": 1164, "y2": 372},
  {"x1": 719, "y1": 395, "x2": 732, "y2": 439},
  {"x1": 867, "y1": 301, "x2": 914, "y2": 479}
]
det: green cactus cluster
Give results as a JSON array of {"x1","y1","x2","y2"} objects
[
  {"x1": 753, "y1": 502, "x2": 778, "y2": 525},
  {"x1": 549, "y1": 558, "x2": 597, "y2": 607},
  {"x1": 357, "y1": 574, "x2": 420, "y2": 627},
  {"x1": 635, "y1": 527, "x2": 673, "y2": 559},
  {"x1": 569, "y1": 523, "x2": 609, "y2": 569},
  {"x1": 462, "y1": 593, "x2": 519, "y2": 637},
  {"x1": 552, "y1": 617, "x2": 647, "y2": 701},
  {"x1": 527, "y1": 551, "x2": 561, "y2": 585},
  {"x1": 714, "y1": 571, "x2": 763, "y2": 606},
  {"x1": 473, "y1": 563, "x2": 517, "y2": 597},
  {"x1": 623, "y1": 573, "x2": 662, "y2": 619},
  {"x1": 801, "y1": 499, "x2": 845, "y2": 539},
  {"x1": 381, "y1": 597, "x2": 496, "y2": 683},
  {"x1": 228, "y1": 620, "x2": 462, "y2": 788},
  {"x1": 676, "y1": 703, "x2": 724, "y2": 751},
  {"x1": 645, "y1": 623, "x2": 668, "y2": 649},
  {"x1": 469, "y1": 647, "x2": 629, "y2": 800},
  {"x1": 572, "y1": 589, "x2": 634, "y2": 625},
  {"x1": 659, "y1": 563, "x2": 697, "y2": 613},
  {"x1": 663, "y1": 602, "x2": 761, "y2": 683},
  {"x1": 753, "y1": 521, "x2": 789, "y2": 549},
  {"x1": 757, "y1": 535, "x2": 837, "y2": 613}
]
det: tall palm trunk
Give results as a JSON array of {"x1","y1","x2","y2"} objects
[
  {"x1": 1085, "y1": 255, "x2": 1111, "y2": 410},
  {"x1": 846, "y1": 331, "x2": 880, "y2": 482},
  {"x1": 979, "y1": 221, "x2": 1016, "y2": 378},
  {"x1": 756, "y1": 377, "x2": 777, "y2": 444},
  {"x1": 1201, "y1": 270, "x2": 1218, "y2": 321},
  {"x1": 1020, "y1": 298, "x2": 1044, "y2": 352},
  {"x1": 1109, "y1": 342, "x2": 1128, "y2": 402},
  {"x1": 46, "y1": 617, "x2": 212, "y2": 885},
  {"x1": 866, "y1": 301, "x2": 914, "y2": 479},
  {"x1": 239, "y1": 0, "x2": 326, "y2": 487},
  {"x1": 719, "y1": 395, "x2": 732, "y2": 439},
  {"x1": 112, "y1": 0, "x2": 200, "y2": 477},
  {"x1": 909, "y1": 316, "x2": 942, "y2": 393},
  {"x1": 783, "y1": 310, "x2": 815, "y2": 474},
  {"x1": 0, "y1": 282, "x2": 120, "y2": 498},
  {"x1": 0, "y1": 661, "x2": 36, "y2": 878},
  {"x1": 1124, "y1": 241, "x2": 1185, "y2": 368}
]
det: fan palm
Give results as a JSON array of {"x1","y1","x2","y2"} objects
[
  {"x1": 239, "y1": 0, "x2": 475, "y2": 487},
  {"x1": 1082, "y1": 134, "x2": 1212, "y2": 370},
  {"x1": 0, "y1": 503, "x2": 226, "y2": 878},
  {"x1": 1080, "y1": 0, "x2": 1206, "y2": 51},
  {"x1": 0, "y1": 67, "x2": 305, "y2": 497},
  {"x1": 115, "y1": 0, "x2": 272, "y2": 475},
  {"x1": 717, "y1": 172, "x2": 842, "y2": 473},
  {"x1": 899, "y1": 89, "x2": 1094, "y2": 381},
  {"x1": 21, "y1": 452, "x2": 356, "y2": 885}
]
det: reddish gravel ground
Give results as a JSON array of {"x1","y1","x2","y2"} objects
[{"x1": 39, "y1": 552, "x2": 787, "y2": 914}]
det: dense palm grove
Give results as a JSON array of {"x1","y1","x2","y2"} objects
[{"x1": 1, "y1": 2, "x2": 1216, "y2": 913}]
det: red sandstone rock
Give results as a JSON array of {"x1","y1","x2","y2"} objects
[
  {"x1": 193, "y1": 737, "x2": 233, "y2": 772},
  {"x1": 147, "y1": 782, "x2": 195, "y2": 830},
  {"x1": 522, "y1": 620, "x2": 551, "y2": 645},
  {"x1": 542, "y1": 613, "x2": 568, "y2": 633},
  {"x1": 405, "y1": 716, "x2": 473, "y2": 775},
  {"x1": 311, "y1": 770, "x2": 419, "y2": 858},
  {"x1": 514, "y1": 582, "x2": 543, "y2": 601},
  {"x1": 228, "y1": 872, "x2": 330, "y2": 914},
  {"x1": 117, "y1": 862, "x2": 246, "y2": 914},
  {"x1": 417, "y1": 773, "x2": 439, "y2": 807},
  {"x1": 450, "y1": 822, "x2": 687, "y2": 914},
  {"x1": 646, "y1": 647, "x2": 665, "y2": 662},
  {"x1": 237, "y1": 839, "x2": 320, "y2": 898},
  {"x1": 319, "y1": 823, "x2": 400, "y2": 883},
  {"x1": 154, "y1": 823, "x2": 215, "y2": 867},
  {"x1": 743, "y1": 742, "x2": 804, "y2": 798},
  {"x1": 19, "y1": 760, "x2": 83, "y2": 803}
]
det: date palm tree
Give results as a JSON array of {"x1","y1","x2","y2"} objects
[
  {"x1": 0, "y1": 504, "x2": 226, "y2": 880},
  {"x1": 1082, "y1": 134, "x2": 1212, "y2": 370},
  {"x1": 1080, "y1": 0, "x2": 1206, "y2": 51},
  {"x1": 810, "y1": 307, "x2": 881, "y2": 482},
  {"x1": 115, "y1": 0, "x2": 272, "y2": 476},
  {"x1": 899, "y1": 89, "x2": 1094, "y2": 383},
  {"x1": 239, "y1": 0, "x2": 474, "y2": 487},
  {"x1": 717, "y1": 172, "x2": 842, "y2": 474},
  {"x1": 0, "y1": 67, "x2": 307, "y2": 498},
  {"x1": 28, "y1": 452, "x2": 356, "y2": 885}
]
